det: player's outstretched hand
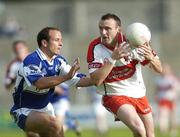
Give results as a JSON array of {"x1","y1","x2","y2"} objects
[
  {"x1": 67, "y1": 58, "x2": 80, "y2": 79},
  {"x1": 111, "y1": 42, "x2": 131, "y2": 60}
]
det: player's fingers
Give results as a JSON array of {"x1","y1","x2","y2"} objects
[
  {"x1": 136, "y1": 48, "x2": 145, "y2": 56},
  {"x1": 120, "y1": 42, "x2": 130, "y2": 50},
  {"x1": 71, "y1": 65, "x2": 80, "y2": 72},
  {"x1": 119, "y1": 41, "x2": 126, "y2": 48},
  {"x1": 115, "y1": 41, "x2": 126, "y2": 51},
  {"x1": 120, "y1": 43, "x2": 131, "y2": 54},
  {"x1": 114, "y1": 42, "x2": 120, "y2": 50},
  {"x1": 73, "y1": 57, "x2": 80, "y2": 66},
  {"x1": 120, "y1": 52, "x2": 130, "y2": 58},
  {"x1": 140, "y1": 45, "x2": 152, "y2": 54},
  {"x1": 76, "y1": 57, "x2": 80, "y2": 65}
]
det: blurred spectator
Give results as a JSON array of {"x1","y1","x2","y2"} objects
[
  {"x1": 155, "y1": 63, "x2": 180, "y2": 137},
  {"x1": 87, "y1": 86, "x2": 108, "y2": 136},
  {"x1": 0, "y1": 2, "x2": 6, "y2": 29},
  {"x1": 4, "y1": 40, "x2": 29, "y2": 90},
  {"x1": 14, "y1": 26, "x2": 28, "y2": 40},
  {"x1": 0, "y1": 16, "x2": 21, "y2": 38},
  {"x1": 50, "y1": 83, "x2": 82, "y2": 137},
  {"x1": 0, "y1": 2, "x2": 5, "y2": 19}
]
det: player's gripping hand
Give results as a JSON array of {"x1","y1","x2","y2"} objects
[
  {"x1": 111, "y1": 42, "x2": 131, "y2": 60},
  {"x1": 138, "y1": 42, "x2": 154, "y2": 61},
  {"x1": 129, "y1": 42, "x2": 154, "y2": 62},
  {"x1": 67, "y1": 57, "x2": 80, "y2": 79}
]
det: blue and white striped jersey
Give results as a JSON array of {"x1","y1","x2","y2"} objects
[{"x1": 11, "y1": 48, "x2": 82, "y2": 111}]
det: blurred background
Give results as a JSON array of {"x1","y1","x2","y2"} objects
[{"x1": 0, "y1": 0, "x2": 180, "y2": 137}]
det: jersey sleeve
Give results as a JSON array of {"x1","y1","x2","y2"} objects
[
  {"x1": 22, "y1": 57, "x2": 44, "y2": 86},
  {"x1": 87, "y1": 40, "x2": 104, "y2": 74}
]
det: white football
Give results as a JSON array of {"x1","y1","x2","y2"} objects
[{"x1": 125, "y1": 22, "x2": 151, "y2": 47}]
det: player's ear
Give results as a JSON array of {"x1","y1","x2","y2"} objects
[
  {"x1": 118, "y1": 27, "x2": 121, "y2": 32},
  {"x1": 117, "y1": 25, "x2": 121, "y2": 32},
  {"x1": 41, "y1": 40, "x2": 48, "y2": 47}
]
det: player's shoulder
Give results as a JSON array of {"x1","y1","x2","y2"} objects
[
  {"x1": 88, "y1": 37, "x2": 101, "y2": 48},
  {"x1": 56, "y1": 55, "x2": 68, "y2": 64},
  {"x1": 87, "y1": 37, "x2": 102, "y2": 62},
  {"x1": 23, "y1": 51, "x2": 40, "y2": 65}
]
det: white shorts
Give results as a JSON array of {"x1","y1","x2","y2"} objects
[
  {"x1": 10, "y1": 103, "x2": 55, "y2": 130},
  {"x1": 51, "y1": 98, "x2": 70, "y2": 117}
]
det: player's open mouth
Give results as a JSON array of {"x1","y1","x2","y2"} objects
[{"x1": 102, "y1": 37, "x2": 109, "y2": 41}]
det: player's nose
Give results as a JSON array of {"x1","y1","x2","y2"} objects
[
  {"x1": 59, "y1": 42, "x2": 63, "y2": 47},
  {"x1": 102, "y1": 29, "x2": 107, "y2": 35}
]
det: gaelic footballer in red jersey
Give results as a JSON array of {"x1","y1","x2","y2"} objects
[{"x1": 87, "y1": 13, "x2": 162, "y2": 137}]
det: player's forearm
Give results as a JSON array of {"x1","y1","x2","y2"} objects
[
  {"x1": 76, "y1": 77, "x2": 95, "y2": 87},
  {"x1": 34, "y1": 75, "x2": 71, "y2": 89},
  {"x1": 149, "y1": 57, "x2": 162, "y2": 73},
  {"x1": 90, "y1": 61, "x2": 114, "y2": 86}
]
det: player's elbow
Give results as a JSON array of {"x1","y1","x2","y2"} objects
[
  {"x1": 155, "y1": 65, "x2": 163, "y2": 74},
  {"x1": 158, "y1": 67, "x2": 163, "y2": 73},
  {"x1": 156, "y1": 61, "x2": 163, "y2": 73},
  {"x1": 90, "y1": 76, "x2": 103, "y2": 86},
  {"x1": 34, "y1": 82, "x2": 50, "y2": 90},
  {"x1": 35, "y1": 84, "x2": 45, "y2": 90},
  {"x1": 95, "y1": 83, "x2": 101, "y2": 87},
  {"x1": 94, "y1": 79, "x2": 103, "y2": 86}
]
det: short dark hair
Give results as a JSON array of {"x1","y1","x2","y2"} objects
[
  {"x1": 12, "y1": 40, "x2": 27, "y2": 53},
  {"x1": 101, "y1": 13, "x2": 121, "y2": 27},
  {"x1": 37, "y1": 27, "x2": 60, "y2": 47}
]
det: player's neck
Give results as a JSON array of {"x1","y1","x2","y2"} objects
[
  {"x1": 40, "y1": 48, "x2": 54, "y2": 62},
  {"x1": 45, "y1": 53, "x2": 54, "y2": 62},
  {"x1": 103, "y1": 43, "x2": 115, "y2": 51}
]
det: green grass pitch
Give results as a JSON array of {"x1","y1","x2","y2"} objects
[{"x1": 0, "y1": 127, "x2": 179, "y2": 137}]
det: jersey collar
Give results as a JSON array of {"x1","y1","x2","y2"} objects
[{"x1": 36, "y1": 48, "x2": 57, "y2": 64}]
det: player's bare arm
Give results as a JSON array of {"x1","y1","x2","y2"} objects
[
  {"x1": 149, "y1": 56, "x2": 162, "y2": 73},
  {"x1": 90, "y1": 42, "x2": 130, "y2": 86},
  {"x1": 34, "y1": 58, "x2": 80, "y2": 89},
  {"x1": 140, "y1": 42, "x2": 162, "y2": 73},
  {"x1": 76, "y1": 77, "x2": 95, "y2": 87}
]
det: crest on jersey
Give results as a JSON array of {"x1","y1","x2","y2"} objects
[
  {"x1": 88, "y1": 62, "x2": 102, "y2": 69},
  {"x1": 24, "y1": 65, "x2": 42, "y2": 76},
  {"x1": 55, "y1": 64, "x2": 61, "y2": 72}
]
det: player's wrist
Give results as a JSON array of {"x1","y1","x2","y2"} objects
[{"x1": 64, "y1": 73, "x2": 73, "y2": 80}]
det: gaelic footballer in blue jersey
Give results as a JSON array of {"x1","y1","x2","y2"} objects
[{"x1": 10, "y1": 27, "x2": 94, "y2": 137}]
